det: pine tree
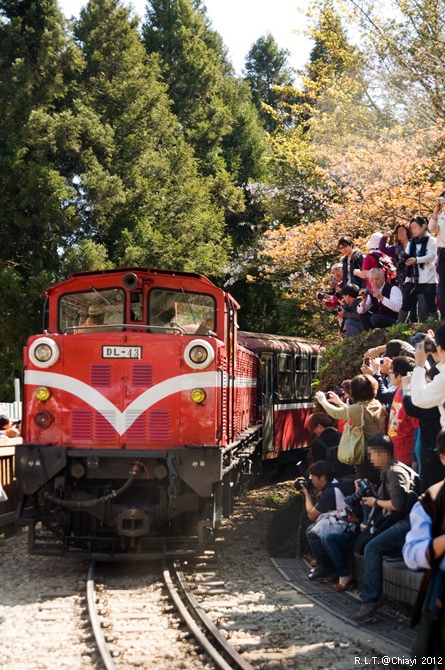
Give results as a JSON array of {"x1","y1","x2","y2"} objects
[
  {"x1": 73, "y1": 0, "x2": 228, "y2": 274},
  {"x1": 0, "y1": 0, "x2": 83, "y2": 276},
  {"x1": 143, "y1": 0, "x2": 265, "y2": 214},
  {"x1": 244, "y1": 33, "x2": 294, "y2": 132}
]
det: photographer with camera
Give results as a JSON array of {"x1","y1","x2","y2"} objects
[
  {"x1": 315, "y1": 375, "x2": 386, "y2": 456},
  {"x1": 429, "y1": 191, "x2": 445, "y2": 319},
  {"x1": 353, "y1": 434, "x2": 418, "y2": 622},
  {"x1": 410, "y1": 325, "x2": 445, "y2": 430},
  {"x1": 357, "y1": 267, "x2": 403, "y2": 330},
  {"x1": 300, "y1": 461, "x2": 348, "y2": 580},
  {"x1": 337, "y1": 283, "x2": 364, "y2": 338}
]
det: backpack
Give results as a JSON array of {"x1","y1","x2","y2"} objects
[{"x1": 370, "y1": 251, "x2": 398, "y2": 285}]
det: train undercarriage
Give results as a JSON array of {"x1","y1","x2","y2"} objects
[{"x1": 15, "y1": 426, "x2": 261, "y2": 560}]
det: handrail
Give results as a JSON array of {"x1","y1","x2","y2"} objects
[{"x1": 63, "y1": 324, "x2": 184, "y2": 334}]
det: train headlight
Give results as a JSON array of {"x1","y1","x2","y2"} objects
[
  {"x1": 34, "y1": 411, "x2": 53, "y2": 429},
  {"x1": 35, "y1": 386, "x2": 51, "y2": 402},
  {"x1": 184, "y1": 339, "x2": 214, "y2": 370},
  {"x1": 29, "y1": 337, "x2": 60, "y2": 368},
  {"x1": 190, "y1": 388, "x2": 206, "y2": 404}
]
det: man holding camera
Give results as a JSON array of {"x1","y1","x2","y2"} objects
[
  {"x1": 410, "y1": 325, "x2": 445, "y2": 430},
  {"x1": 337, "y1": 283, "x2": 364, "y2": 337},
  {"x1": 353, "y1": 435, "x2": 418, "y2": 622},
  {"x1": 357, "y1": 267, "x2": 403, "y2": 330},
  {"x1": 301, "y1": 461, "x2": 346, "y2": 580}
]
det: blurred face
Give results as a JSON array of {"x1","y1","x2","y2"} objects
[
  {"x1": 367, "y1": 447, "x2": 390, "y2": 469},
  {"x1": 396, "y1": 226, "x2": 409, "y2": 243},
  {"x1": 380, "y1": 357, "x2": 392, "y2": 375},
  {"x1": 332, "y1": 268, "x2": 343, "y2": 282},
  {"x1": 370, "y1": 272, "x2": 384, "y2": 290},
  {"x1": 343, "y1": 293, "x2": 355, "y2": 305},
  {"x1": 411, "y1": 221, "x2": 426, "y2": 238}
]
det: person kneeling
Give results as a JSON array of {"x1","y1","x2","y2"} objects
[{"x1": 302, "y1": 461, "x2": 347, "y2": 580}]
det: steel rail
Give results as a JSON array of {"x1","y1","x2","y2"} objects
[
  {"x1": 163, "y1": 564, "x2": 239, "y2": 670},
  {"x1": 167, "y1": 562, "x2": 254, "y2": 670},
  {"x1": 86, "y1": 562, "x2": 117, "y2": 670}
]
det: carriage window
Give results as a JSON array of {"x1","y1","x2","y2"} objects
[
  {"x1": 148, "y1": 289, "x2": 216, "y2": 334},
  {"x1": 59, "y1": 288, "x2": 125, "y2": 332},
  {"x1": 295, "y1": 354, "x2": 310, "y2": 399},
  {"x1": 277, "y1": 354, "x2": 293, "y2": 399},
  {"x1": 311, "y1": 356, "x2": 319, "y2": 373}
]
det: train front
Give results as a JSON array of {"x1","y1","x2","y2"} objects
[{"x1": 15, "y1": 268, "x2": 259, "y2": 559}]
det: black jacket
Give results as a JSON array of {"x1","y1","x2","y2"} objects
[{"x1": 341, "y1": 249, "x2": 364, "y2": 288}]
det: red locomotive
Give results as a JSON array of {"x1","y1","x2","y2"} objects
[{"x1": 15, "y1": 268, "x2": 321, "y2": 559}]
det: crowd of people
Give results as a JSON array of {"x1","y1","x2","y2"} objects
[
  {"x1": 318, "y1": 196, "x2": 445, "y2": 334},
  {"x1": 299, "y1": 327, "x2": 445, "y2": 648}
]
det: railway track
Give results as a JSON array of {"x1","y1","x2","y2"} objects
[
  {"x1": 87, "y1": 560, "x2": 255, "y2": 670},
  {"x1": 2, "y1": 479, "x2": 413, "y2": 669}
]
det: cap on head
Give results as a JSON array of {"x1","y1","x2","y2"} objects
[{"x1": 366, "y1": 232, "x2": 383, "y2": 249}]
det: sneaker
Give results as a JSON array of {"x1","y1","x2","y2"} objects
[
  {"x1": 308, "y1": 565, "x2": 337, "y2": 581},
  {"x1": 353, "y1": 598, "x2": 384, "y2": 622}
]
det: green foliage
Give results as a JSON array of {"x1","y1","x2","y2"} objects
[
  {"x1": 316, "y1": 321, "x2": 433, "y2": 393},
  {"x1": 243, "y1": 33, "x2": 294, "y2": 132},
  {"x1": 74, "y1": 0, "x2": 229, "y2": 275},
  {"x1": 143, "y1": 0, "x2": 266, "y2": 215}
]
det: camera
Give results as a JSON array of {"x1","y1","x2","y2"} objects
[
  {"x1": 359, "y1": 288, "x2": 369, "y2": 297},
  {"x1": 294, "y1": 460, "x2": 312, "y2": 492},
  {"x1": 294, "y1": 477, "x2": 312, "y2": 492},
  {"x1": 344, "y1": 479, "x2": 373, "y2": 507},
  {"x1": 335, "y1": 506, "x2": 354, "y2": 522},
  {"x1": 409, "y1": 332, "x2": 437, "y2": 353},
  {"x1": 332, "y1": 305, "x2": 342, "y2": 313},
  {"x1": 316, "y1": 291, "x2": 326, "y2": 301},
  {"x1": 397, "y1": 251, "x2": 410, "y2": 268}
]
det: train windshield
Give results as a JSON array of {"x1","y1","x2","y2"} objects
[
  {"x1": 59, "y1": 288, "x2": 125, "y2": 332},
  {"x1": 148, "y1": 289, "x2": 216, "y2": 335}
]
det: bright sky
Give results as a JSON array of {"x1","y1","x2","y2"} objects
[{"x1": 58, "y1": 0, "x2": 312, "y2": 77}]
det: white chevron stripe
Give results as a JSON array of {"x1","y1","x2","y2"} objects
[{"x1": 25, "y1": 370, "x2": 218, "y2": 436}]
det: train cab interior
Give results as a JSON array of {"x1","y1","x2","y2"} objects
[{"x1": 57, "y1": 285, "x2": 217, "y2": 336}]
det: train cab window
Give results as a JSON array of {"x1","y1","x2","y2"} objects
[
  {"x1": 277, "y1": 354, "x2": 293, "y2": 400},
  {"x1": 59, "y1": 288, "x2": 125, "y2": 332},
  {"x1": 295, "y1": 354, "x2": 310, "y2": 400},
  {"x1": 148, "y1": 288, "x2": 216, "y2": 334}
]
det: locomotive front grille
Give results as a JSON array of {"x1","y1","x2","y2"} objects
[
  {"x1": 70, "y1": 407, "x2": 170, "y2": 442},
  {"x1": 148, "y1": 410, "x2": 170, "y2": 440},
  {"x1": 72, "y1": 409, "x2": 93, "y2": 439},
  {"x1": 131, "y1": 363, "x2": 153, "y2": 387},
  {"x1": 90, "y1": 364, "x2": 112, "y2": 387}
]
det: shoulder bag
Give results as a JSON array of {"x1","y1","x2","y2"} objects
[
  {"x1": 337, "y1": 404, "x2": 365, "y2": 465},
  {"x1": 310, "y1": 511, "x2": 356, "y2": 538}
]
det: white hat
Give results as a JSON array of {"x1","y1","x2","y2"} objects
[{"x1": 366, "y1": 232, "x2": 383, "y2": 249}]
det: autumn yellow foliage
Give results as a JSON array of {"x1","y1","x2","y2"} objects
[{"x1": 260, "y1": 124, "x2": 445, "y2": 323}]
